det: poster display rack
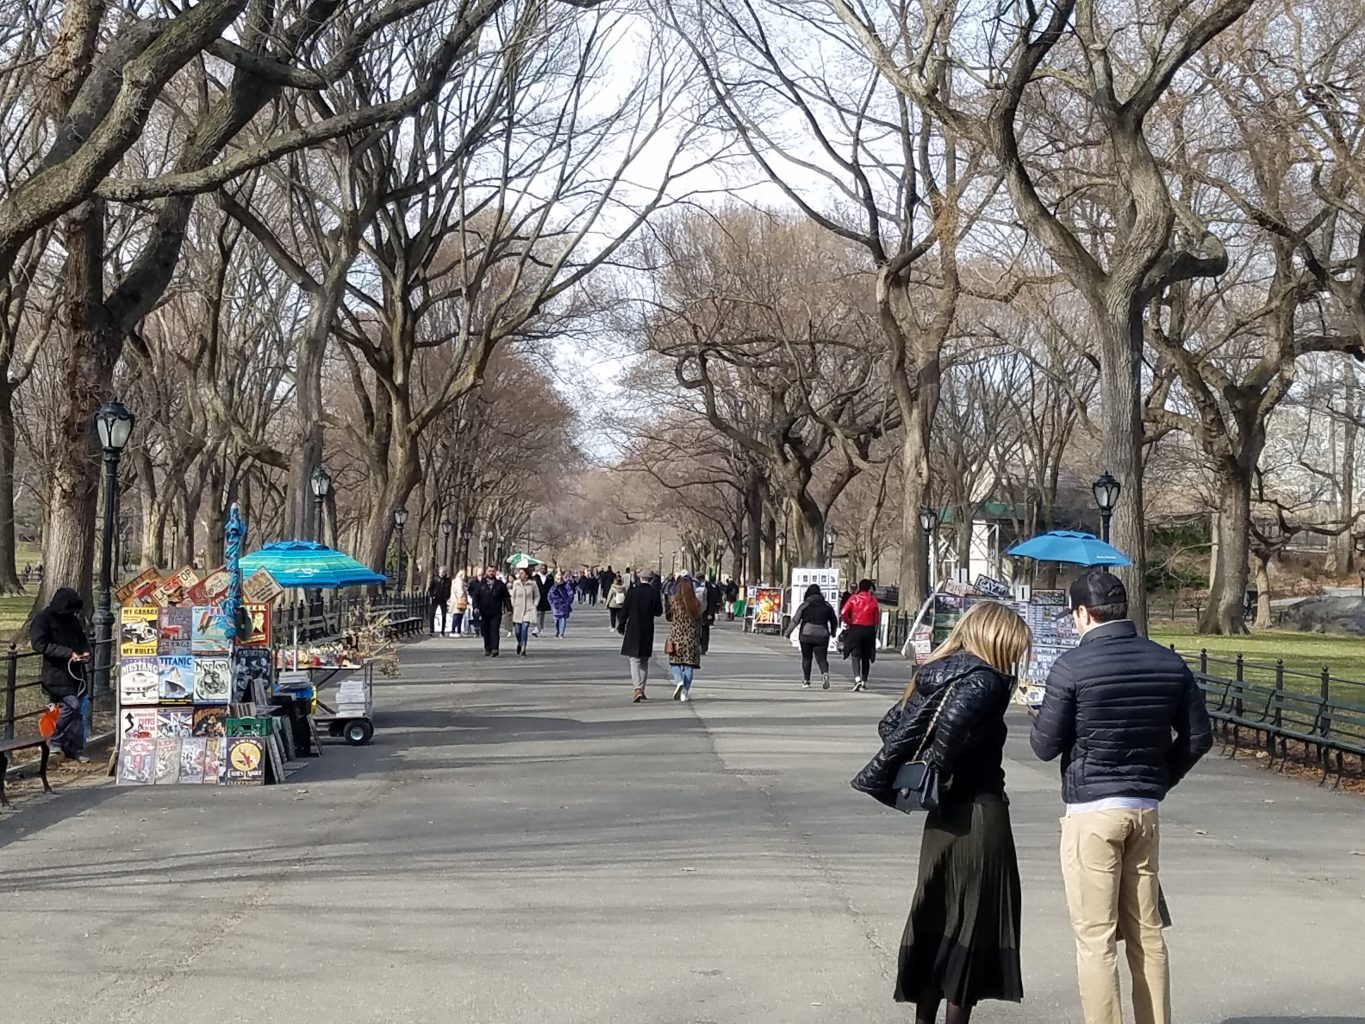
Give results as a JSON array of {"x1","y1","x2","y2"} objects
[{"x1": 902, "y1": 574, "x2": 1078, "y2": 702}]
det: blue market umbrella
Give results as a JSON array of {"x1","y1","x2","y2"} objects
[
  {"x1": 239, "y1": 540, "x2": 387, "y2": 589},
  {"x1": 1006, "y1": 530, "x2": 1131, "y2": 567}
]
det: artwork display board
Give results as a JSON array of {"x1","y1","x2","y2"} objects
[
  {"x1": 751, "y1": 587, "x2": 784, "y2": 634},
  {"x1": 907, "y1": 580, "x2": 1080, "y2": 699},
  {"x1": 116, "y1": 598, "x2": 284, "y2": 786},
  {"x1": 788, "y1": 567, "x2": 840, "y2": 650}
]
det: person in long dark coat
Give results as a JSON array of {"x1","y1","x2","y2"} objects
[{"x1": 618, "y1": 569, "x2": 663, "y2": 703}]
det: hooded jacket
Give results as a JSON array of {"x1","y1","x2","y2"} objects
[{"x1": 30, "y1": 587, "x2": 90, "y2": 700}]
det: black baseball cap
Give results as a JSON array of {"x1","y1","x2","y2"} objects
[{"x1": 1068, "y1": 569, "x2": 1127, "y2": 610}]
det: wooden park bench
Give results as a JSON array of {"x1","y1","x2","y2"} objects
[{"x1": 0, "y1": 735, "x2": 52, "y2": 809}]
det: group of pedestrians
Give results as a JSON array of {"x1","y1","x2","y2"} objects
[
  {"x1": 429, "y1": 563, "x2": 607, "y2": 655},
  {"x1": 853, "y1": 570, "x2": 1213, "y2": 1024}
]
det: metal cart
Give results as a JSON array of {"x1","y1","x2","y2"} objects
[{"x1": 298, "y1": 662, "x2": 375, "y2": 745}]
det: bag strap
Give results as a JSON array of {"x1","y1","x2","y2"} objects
[{"x1": 908, "y1": 671, "x2": 968, "y2": 763}]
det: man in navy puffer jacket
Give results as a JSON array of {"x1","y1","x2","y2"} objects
[{"x1": 1032, "y1": 570, "x2": 1211, "y2": 1024}]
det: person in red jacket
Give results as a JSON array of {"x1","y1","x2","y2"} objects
[{"x1": 840, "y1": 579, "x2": 881, "y2": 692}]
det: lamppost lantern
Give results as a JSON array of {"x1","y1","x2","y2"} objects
[
  {"x1": 917, "y1": 506, "x2": 939, "y2": 599},
  {"x1": 441, "y1": 518, "x2": 453, "y2": 538},
  {"x1": 1092, "y1": 470, "x2": 1121, "y2": 543},
  {"x1": 392, "y1": 506, "x2": 408, "y2": 592},
  {"x1": 94, "y1": 399, "x2": 135, "y2": 453},
  {"x1": 90, "y1": 398, "x2": 135, "y2": 710},
  {"x1": 309, "y1": 465, "x2": 331, "y2": 498},
  {"x1": 823, "y1": 527, "x2": 837, "y2": 568}
]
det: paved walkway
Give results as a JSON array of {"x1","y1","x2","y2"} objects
[{"x1": 2, "y1": 617, "x2": 1363, "y2": 1024}]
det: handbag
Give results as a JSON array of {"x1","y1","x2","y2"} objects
[{"x1": 889, "y1": 675, "x2": 964, "y2": 814}]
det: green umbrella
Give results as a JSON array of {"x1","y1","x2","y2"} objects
[{"x1": 505, "y1": 551, "x2": 544, "y2": 569}]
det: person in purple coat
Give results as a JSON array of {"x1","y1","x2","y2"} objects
[{"x1": 549, "y1": 573, "x2": 577, "y2": 637}]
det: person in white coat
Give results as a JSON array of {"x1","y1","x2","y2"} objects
[
  {"x1": 509, "y1": 567, "x2": 542, "y2": 657},
  {"x1": 451, "y1": 569, "x2": 470, "y2": 636}
]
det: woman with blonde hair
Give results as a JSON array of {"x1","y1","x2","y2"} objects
[{"x1": 852, "y1": 601, "x2": 1032, "y2": 1024}]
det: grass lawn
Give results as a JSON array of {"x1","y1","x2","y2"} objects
[{"x1": 1151, "y1": 625, "x2": 1365, "y2": 697}]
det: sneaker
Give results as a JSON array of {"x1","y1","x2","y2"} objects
[
  {"x1": 483, "y1": 651, "x2": 492, "y2": 658},
  {"x1": 632, "y1": 688, "x2": 645, "y2": 703},
  {"x1": 822, "y1": 673, "x2": 830, "y2": 690},
  {"x1": 851, "y1": 677, "x2": 862, "y2": 691},
  {"x1": 673, "y1": 681, "x2": 685, "y2": 701},
  {"x1": 74, "y1": 754, "x2": 91, "y2": 764},
  {"x1": 491, "y1": 650, "x2": 500, "y2": 658},
  {"x1": 516, "y1": 644, "x2": 523, "y2": 656},
  {"x1": 802, "y1": 680, "x2": 811, "y2": 688},
  {"x1": 679, "y1": 691, "x2": 690, "y2": 703}
]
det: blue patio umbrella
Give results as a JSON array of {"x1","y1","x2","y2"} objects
[
  {"x1": 239, "y1": 541, "x2": 387, "y2": 589},
  {"x1": 1006, "y1": 530, "x2": 1131, "y2": 567}
]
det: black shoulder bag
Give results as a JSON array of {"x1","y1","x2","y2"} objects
[{"x1": 890, "y1": 675, "x2": 963, "y2": 814}]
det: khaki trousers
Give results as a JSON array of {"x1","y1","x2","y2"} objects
[{"x1": 1060, "y1": 809, "x2": 1170, "y2": 1024}]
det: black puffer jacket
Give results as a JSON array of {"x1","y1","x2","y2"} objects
[
  {"x1": 851, "y1": 652, "x2": 1015, "y2": 806},
  {"x1": 30, "y1": 587, "x2": 90, "y2": 700},
  {"x1": 1031, "y1": 620, "x2": 1213, "y2": 803}
]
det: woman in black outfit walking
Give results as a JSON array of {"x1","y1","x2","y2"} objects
[
  {"x1": 852, "y1": 601, "x2": 1032, "y2": 1024},
  {"x1": 785, "y1": 584, "x2": 838, "y2": 689}
]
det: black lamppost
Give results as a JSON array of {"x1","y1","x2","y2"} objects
[
  {"x1": 715, "y1": 541, "x2": 726, "y2": 579},
  {"x1": 441, "y1": 517, "x2": 453, "y2": 569},
  {"x1": 1358, "y1": 567, "x2": 1364, "y2": 600},
  {"x1": 393, "y1": 505, "x2": 409, "y2": 591},
  {"x1": 1092, "y1": 470, "x2": 1122, "y2": 543},
  {"x1": 498, "y1": 535, "x2": 506, "y2": 567},
  {"x1": 776, "y1": 529, "x2": 787, "y2": 582},
  {"x1": 918, "y1": 505, "x2": 939, "y2": 598},
  {"x1": 309, "y1": 465, "x2": 331, "y2": 544},
  {"x1": 483, "y1": 528, "x2": 494, "y2": 567},
  {"x1": 93, "y1": 399, "x2": 135, "y2": 708},
  {"x1": 824, "y1": 527, "x2": 837, "y2": 568}
]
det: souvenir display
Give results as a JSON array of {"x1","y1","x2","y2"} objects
[
  {"x1": 178, "y1": 738, "x2": 207, "y2": 784},
  {"x1": 191, "y1": 605, "x2": 232, "y2": 656},
  {"x1": 225, "y1": 736, "x2": 266, "y2": 785},
  {"x1": 119, "y1": 657, "x2": 160, "y2": 706},
  {"x1": 119, "y1": 607, "x2": 160, "y2": 657},
  {"x1": 193, "y1": 658, "x2": 232, "y2": 704},
  {"x1": 158, "y1": 655, "x2": 194, "y2": 702},
  {"x1": 157, "y1": 606, "x2": 192, "y2": 655},
  {"x1": 154, "y1": 738, "x2": 182, "y2": 783},
  {"x1": 117, "y1": 737, "x2": 156, "y2": 785},
  {"x1": 157, "y1": 709, "x2": 193, "y2": 737},
  {"x1": 192, "y1": 706, "x2": 229, "y2": 738}
]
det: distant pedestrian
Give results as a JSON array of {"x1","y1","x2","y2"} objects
[
  {"x1": 467, "y1": 565, "x2": 511, "y2": 657},
  {"x1": 787, "y1": 583, "x2": 838, "y2": 689},
  {"x1": 534, "y1": 567, "x2": 553, "y2": 636},
  {"x1": 508, "y1": 568, "x2": 541, "y2": 657},
  {"x1": 1031, "y1": 570, "x2": 1212, "y2": 1024},
  {"x1": 427, "y1": 566, "x2": 452, "y2": 635},
  {"x1": 606, "y1": 575, "x2": 628, "y2": 630},
  {"x1": 549, "y1": 573, "x2": 576, "y2": 637},
  {"x1": 840, "y1": 578, "x2": 881, "y2": 692},
  {"x1": 665, "y1": 574, "x2": 704, "y2": 703},
  {"x1": 600, "y1": 565, "x2": 617, "y2": 600},
  {"x1": 29, "y1": 587, "x2": 92, "y2": 762},
  {"x1": 619, "y1": 569, "x2": 663, "y2": 702},
  {"x1": 723, "y1": 577, "x2": 739, "y2": 620},
  {"x1": 851, "y1": 601, "x2": 1033, "y2": 1024},
  {"x1": 699, "y1": 575, "x2": 723, "y2": 655},
  {"x1": 451, "y1": 569, "x2": 469, "y2": 635}
]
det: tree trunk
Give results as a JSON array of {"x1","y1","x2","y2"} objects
[
  {"x1": 1329, "y1": 361, "x2": 1357, "y2": 574},
  {"x1": 35, "y1": 201, "x2": 112, "y2": 613},
  {"x1": 896, "y1": 402, "x2": 931, "y2": 603},
  {"x1": 743, "y1": 468, "x2": 763, "y2": 581},
  {"x1": 1097, "y1": 308, "x2": 1148, "y2": 632},
  {"x1": 0, "y1": 385, "x2": 24, "y2": 594},
  {"x1": 1253, "y1": 553, "x2": 1273, "y2": 630},
  {"x1": 1199, "y1": 467, "x2": 1252, "y2": 635}
]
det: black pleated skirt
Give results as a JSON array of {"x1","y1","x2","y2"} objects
[{"x1": 894, "y1": 794, "x2": 1023, "y2": 1008}]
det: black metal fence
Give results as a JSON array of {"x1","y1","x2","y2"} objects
[{"x1": 1, "y1": 638, "x2": 115, "y2": 742}]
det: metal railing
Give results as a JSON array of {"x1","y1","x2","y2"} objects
[
  {"x1": 2, "y1": 637, "x2": 115, "y2": 742},
  {"x1": 272, "y1": 592, "x2": 431, "y2": 646}
]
